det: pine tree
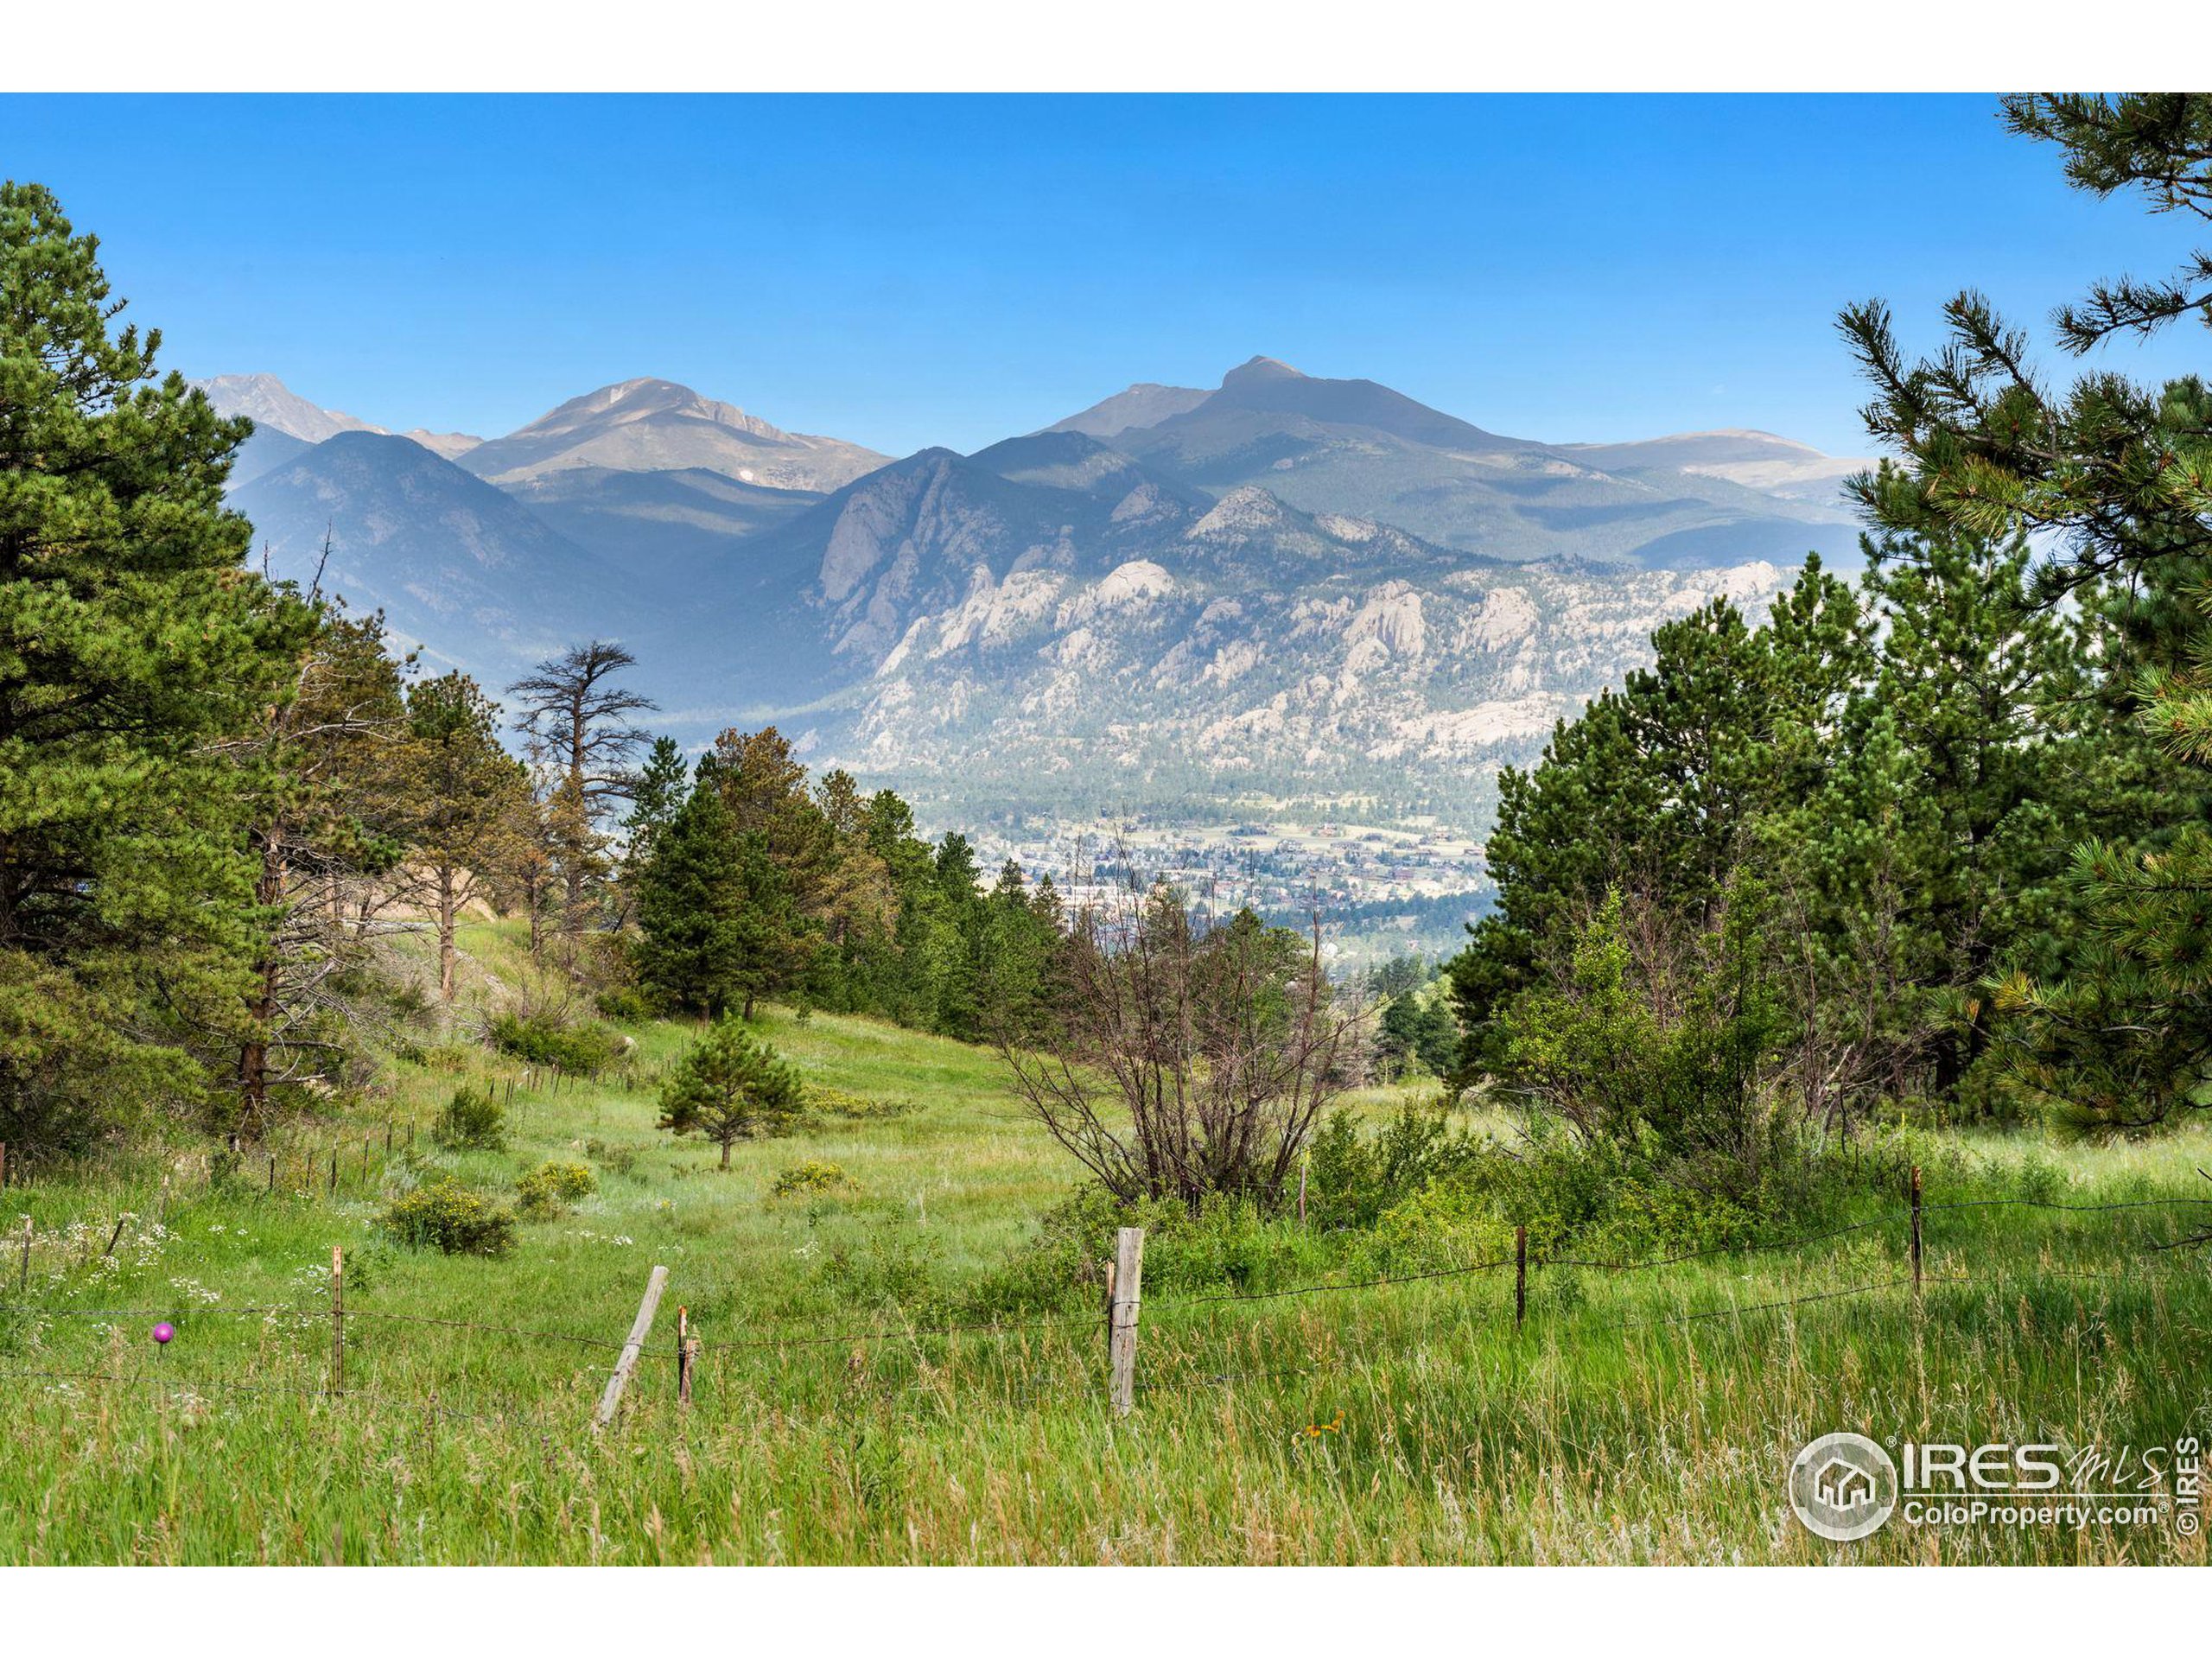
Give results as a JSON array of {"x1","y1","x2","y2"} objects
[
  {"x1": 927, "y1": 833, "x2": 988, "y2": 1038},
  {"x1": 495, "y1": 781, "x2": 558, "y2": 958},
  {"x1": 624, "y1": 737, "x2": 689, "y2": 868},
  {"x1": 404, "y1": 672, "x2": 530, "y2": 1005},
  {"x1": 1840, "y1": 94, "x2": 2212, "y2": 1131},
  {"x1": 632, "y1": 774, "x2": 748, "y2": 1015},
  {"x1": 616, "y1": 734, "x2": 689, "y2": 927},
  {"x1": 977, "y1": 858, "x2": 1058, "y2": 1041},
  {"x1": 657, "y1": 1015, "x2": 804, "y2": 1168},
  {"x1": 808, "y1": 766, "x2": 899, "y2": 1005},
  {"x1": 727, "y1": 830, "x2": 813, "y2": 1020},
  {"x1": 1446, "y1": 563, "x2": 1864, "y2": 1078},
  {"x1": 232, "y1": 605, "x2": 415, "y2": 1133},
  {"x1": 708, "y1": 726, "x2": 835, "y2": 1009},
  {"x1": 0, "y1": 181, "x2": 310, "y2": 1154}
]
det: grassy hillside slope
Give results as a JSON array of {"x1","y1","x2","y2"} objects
[{"x1": 0, "y1": 923, "x2": 2207, "y2": 1564}]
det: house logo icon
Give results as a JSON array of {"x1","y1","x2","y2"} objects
[{"x1": 1789, "y1": 1433, "x2": 1898, "y2": 1542}]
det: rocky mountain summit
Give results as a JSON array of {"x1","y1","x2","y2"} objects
[{"x1": 215, "y1": 365, "x2": 1861, "y2": 829}]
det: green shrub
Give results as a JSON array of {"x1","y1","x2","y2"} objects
[
  {"x1": 432, "y1": 1086, "x2": 506, "y2": 1151},
  {"x1": 802, "y1": 1083, "x2": 918, "y2": 1122},
  {"x1": 594, "y1": 987, "x2": 652, "y2": 1023},
  {"x1": 381, "y1": 1180, "x2": 517, "y2": 1257},
  {"x1": 584, "y1": 1137, "x2": 639, "y2": 1178},
  {"x1": 770, "y1": 1159, "x2": 855, "y2": 1198},
  {"x1": 1305, "y1": 1099, "x2": 1479, "y2": 1230},
  {"x1": 490, "y1": 1014, "x2": 622, "y2": 1075},
  {"x1": 515, "y1": 1160, "x2": 598, "y2": 1218},
  {"x1": 967, "y1": 1185, "x2": 1336, "y2": 1316},
  {"x1": 819, "y1": 1228, "x2": 940, "y2": 1309},
  {"x1": 396, "y1": 1039, "x2": 472, "y2": 1071}
]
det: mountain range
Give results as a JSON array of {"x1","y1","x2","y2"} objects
[{"x1": 208, "y1": 358, "x2": 1870, "y2": 832}]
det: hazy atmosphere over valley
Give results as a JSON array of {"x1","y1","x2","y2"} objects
[{"x1": 213, "y1": 355, "x2": 1869, "y2": 956}]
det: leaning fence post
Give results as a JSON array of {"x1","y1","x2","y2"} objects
[
  {"x1": 1109, "y1": 1226, "x2": 1144, "y2": 1417},
  {"x1": 1515, "y1": 1224, "x2": 1529, "y2": 1329},
  {"x1": 595, "y1": 1264, "x2": 670, "y2": 1430},
  {"x1": 330, "y1": 1245, "x2": 346, "y2": 1395},
  {"x1": 1910, "y1": 1166, "x2": 1923, "y2": 1294}
]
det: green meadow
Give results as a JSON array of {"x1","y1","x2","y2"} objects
[{"x1": 1, "y1": 921, "x2": 2207, "y2": 1566}]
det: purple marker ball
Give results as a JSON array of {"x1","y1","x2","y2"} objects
[{"x1": 151, "y1": 1322, "x2": 175, "y2": 1344}]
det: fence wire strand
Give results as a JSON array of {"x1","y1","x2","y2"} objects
[{"x1": 4, "y1": 1186, "x2": 2206, "y2": 1419}]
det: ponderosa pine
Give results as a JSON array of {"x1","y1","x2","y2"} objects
[{"x1": 0, "y1": 181, "x2": 308, "y2": 1154}]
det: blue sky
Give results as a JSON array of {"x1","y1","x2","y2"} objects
[{"x1": 2, "y1": 93, "x2": 2200, "y2": 459}]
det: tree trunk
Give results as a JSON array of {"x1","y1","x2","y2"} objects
[
  {"x1": 238, "y1": 958, "x2": 276, "y2": 1135},
  {"x1": 238, "y1": 824, "x2": 288, "y2": 1136},
  {"x1": 437, "y1": 864, "x2": 459, "y2": 1003},
  {"x1": 719, "y1": 1139, "x2": 732, "y2": 1171},
  {"x1": 563, "y1": 708, "x2": 589, "y2": 931}
]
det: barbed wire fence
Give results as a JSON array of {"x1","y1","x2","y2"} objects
[{"x1": 3, "y1": 1174, "x2": 2209, "y2": 1430}]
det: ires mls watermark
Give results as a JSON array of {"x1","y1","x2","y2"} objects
[{"x1": 1788, "y1": 1431, "x2": 2203, "y2": 1541}]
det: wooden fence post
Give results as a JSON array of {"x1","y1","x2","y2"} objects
[
  {"x1": 330, "y1": 1245, "x2": 345, "y2": 1395},
  {"x1": 1, "y1": 1141, "x2": 8, "y2": 1192},
  {"x1": 17, "y1": 1215, "x2": 30, "y2": 1293},
  {"x1": 677, "y1": 1306, "x2": 694, "y2": 1408},
  {"x1": 594, "y1": 1264, "x2": 670, "y2": 1430},
  {"x1": 327, "y1": 1149, "x2": 338, "y2": 1197},
  {"x1": 1515, "y1": 1224, "x2": 1528, "y2": 1329},
  {"x1": 1910, "y1": 1166, "x2": 1923, "y2": 1294},
  {"x1": 1108, "y1": 1226, "x2": 1144, "y2": 1417},
  {"x1": 267, "y1": 1154, "x2": 276, "y2": 1194},
  {"x1": 1298, "y1": 1159, "x2": 1308, "y2": 1230}
]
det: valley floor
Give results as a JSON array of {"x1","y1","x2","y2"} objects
[{"x1": 2, "y1": 925, "x2": 2209, "y2": 1564}]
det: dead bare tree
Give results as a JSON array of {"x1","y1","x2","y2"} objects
[
  {"x1": 505, "y1": 640, "x2": 656, "y2": 942},
  {"x1": 997, "y1": 873, "x2": 1356, "y2": 1211}
]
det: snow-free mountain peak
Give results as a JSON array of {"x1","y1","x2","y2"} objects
[
  {"x1": 1045, "y1": 382, "x2": 1213, "y2": 440},
  {"x1": 458, "y1": 377, "x2": 890, "y2": 493},
  {"x1": 1219, "y1": 354, "x2": 1307, "y2": 385},
  {"x1": 194, "y1": 372, "x2": 383, "y2": 444},
  {"x1": 399, "y1": 428, "x2": 486, "y2": 461}
]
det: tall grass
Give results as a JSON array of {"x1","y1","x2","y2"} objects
[{"x1": 0, "y1": 924, "x2": 2207, "y2": 1563}]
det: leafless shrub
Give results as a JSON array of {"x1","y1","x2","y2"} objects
[{"x1": 997, "y1": 873, "x2": 1357, "y2": 1211}]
